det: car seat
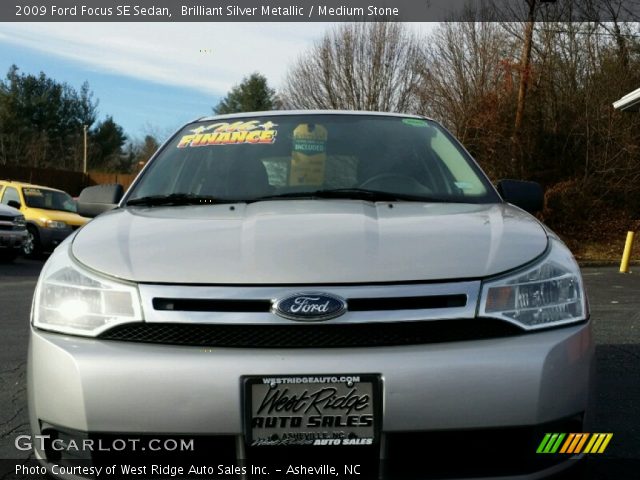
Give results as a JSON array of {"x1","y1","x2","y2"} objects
[{"x1": 224, "y1": 157, "x2": 273, "y2": 199}]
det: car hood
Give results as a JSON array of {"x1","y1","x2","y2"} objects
[
  {"x1": 0, "y1": 204, "x2": 20, "y2": 217},
  {"x1": 72, "y1": 201, "x2": 548, "y2": 284},
  {"x1": 26, "y1": 208, "x2": 89, "y2": 226}
]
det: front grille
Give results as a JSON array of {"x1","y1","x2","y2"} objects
[
  {"x1": 0, "y1": 219, "x2": 20, "y2": 231},
  {"x1": 152, "y1": 294, "x2": 467, "y2": 313},
  {"x1": 98, "y1": 319, "x2": 522, "y2": 348},
  {"x1": 349, "y1": 295, "x2": 466, "y2": 311},
  {"x1": 153, "y1": 298, "x2": 271, "y2": 312}
]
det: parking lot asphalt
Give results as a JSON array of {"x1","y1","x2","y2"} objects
[{"x1": 0, "y1": 258, "x2": 638, "y2": 478}]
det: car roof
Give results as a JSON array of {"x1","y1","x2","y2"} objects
[
  {"x1": 0, "y1": 180, "x2": 65, "y2": 193},
  {"x1": 193, "y1": 110, "x2": 433, "y2": 124}
]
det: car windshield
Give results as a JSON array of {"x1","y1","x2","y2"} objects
[
  {"x1": 126, "y1": 114, "x2": 499, "y2": 204},
  {"x1": 22, "y1": 187, "x2": 77, "y2": 213}
]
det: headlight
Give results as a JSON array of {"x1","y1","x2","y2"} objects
[
  {"x1": 13, "y1": 215, "x2": 26, "y2": 228},
  {"x1": 479, "y1": 238, "x2": 586, "y2": 330},
  {"x1": 33, "y1": 245, "x2": 143, "y2": 336},
  {"x1": 44, "y1": 220, "x2": 67, "y2": 229}
]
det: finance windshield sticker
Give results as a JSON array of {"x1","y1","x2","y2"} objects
[{"x1": 177, "y1": 120, "x2": 278, "y2": 148}]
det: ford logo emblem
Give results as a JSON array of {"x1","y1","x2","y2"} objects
[{"x1": 272, "y1": 292, "x2": 347, "y2": 322}]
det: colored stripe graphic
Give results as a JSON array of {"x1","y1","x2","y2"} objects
[
  {"x1": 559, "y1": 433, "x2": 575, "y2": 453},
  {"x1": 544, "y1": 434, "x2": 559, "y2": 453},
  {"x1": 567, "y1": 433, "x2": 583, "y2": 454},
  {"x1": 538, "y1": 433, "x2": 613, "y2": 454},
  {"x1": 536, "y1": 433, "x2": 552, "y2": 453},
  {"x1": 583, "y1": 434, "x2": 599, "y2": 453},
  {"x1": 550, "y1": 433, "x2": 565, "y2": 453},
  {"x1": 598, "y1": 434, "x2": 613, "y2": 453},
  {"x1": 574, "y1": 433, "x2": 589, "y2": 453}
]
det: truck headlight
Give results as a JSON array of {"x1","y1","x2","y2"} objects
[
  {"x1": 13, "y1": 215, "x2": 26, "y2": 229},
  {"x1": 33, "y1": 245, "x2": 142, "y2": 336},
  {"x1": 44, "y1": 220, "x2": 67, "y2": 229},
  {"x1": 479, "y1": 238, "x2": 587, "y2": 330}
]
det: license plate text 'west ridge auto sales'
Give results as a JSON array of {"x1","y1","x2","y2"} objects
[{"x1": 244, "y1": 375, "x2": 381, "y2": 447}]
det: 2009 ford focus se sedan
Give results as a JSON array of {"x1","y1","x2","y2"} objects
[{"x1": 28, "y1": 111, "x2": 592, "y2": 479}]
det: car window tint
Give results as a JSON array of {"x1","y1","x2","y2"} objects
[
  {"x1": 1, "y1": 187, "x2": 20, "y2": 206},
  {"x1": 23, "y1": 188, "x2": 77, "y2": 213},
  {"x1": 430, "y1": 129, "x2": 488, "y2": 196}
]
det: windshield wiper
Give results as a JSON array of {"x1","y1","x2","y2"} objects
[
  {"x1": 249, "y1": 188, "x2": 443, "y2": 203},
  {"x1": 127, "y1": 189, "x2": 446, "y2": 206},
  {"x1": 126, "y1": 193, "x2": 232, "y2": 207}
]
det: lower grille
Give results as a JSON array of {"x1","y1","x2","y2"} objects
[
  {"x1": 384, "y1": 415, "x2": 584, "y2": 478},
  {"x1": 39, "y1": 416, "x2": 583, "y2": 479},
  {"x1": 0, "y1": 224, "x2": 22, "y2": 231},
  {"x1": 98, "y1": 319, "x2": 523, "y2": 348}
]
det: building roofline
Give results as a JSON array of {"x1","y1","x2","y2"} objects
[{"x1": 613, "y1": 87, "x2": 640, "y2": 112}]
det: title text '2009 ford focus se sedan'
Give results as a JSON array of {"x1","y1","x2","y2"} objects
[{"x1": 27, "y1": 112, "x2": 592, "y2": 479}]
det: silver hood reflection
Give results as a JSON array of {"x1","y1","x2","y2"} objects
[{"x1": 71, "y1": 201, "x2": 547, "y2": 284}]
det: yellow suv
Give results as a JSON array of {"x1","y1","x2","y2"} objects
[{"x1": 0, "y1": 180, "x2": 89, "y2": 257}]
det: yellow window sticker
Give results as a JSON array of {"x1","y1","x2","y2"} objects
[
  {"x1": 177, "y1": 120, "x2": 278, "y2": 148},
  {"x1": 23, "y1": 188, "x2": 43, "y2": 197},
  {"x1": 289, "y1": 124, "x2": 327, "y2": 186}
]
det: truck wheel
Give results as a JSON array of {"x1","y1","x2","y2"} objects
[{"x1": 23, "y1": 226, "x2": 42, "y2": 258}]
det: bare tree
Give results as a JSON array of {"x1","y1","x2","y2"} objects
[
  {"x1": 512, "y1": 0, "x2": 537, "y2": 167},
  {"x1": 418, "y1": 21, "x2": 518, "y2": 177},
  {"x1": 281, "y1": 22, "x2": 425, "y2": 112}
]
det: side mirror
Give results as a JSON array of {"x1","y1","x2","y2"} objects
[
  {"x1": 77, "y1": 184, "x2": 124, "y2": 218},
  {"x1": 496, "y1": 179, "x2": 544, "y2": 214},
  {"x1": 7, "y1": 200, "x2": 21, "y2": 210}
]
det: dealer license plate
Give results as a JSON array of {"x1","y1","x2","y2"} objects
[{"x1": 243, "y1": 374, "x2": 381, "y2": 447}]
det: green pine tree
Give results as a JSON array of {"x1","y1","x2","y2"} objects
[{"x1": 214, "y1": 73, "x2": 277, "y2": 114}]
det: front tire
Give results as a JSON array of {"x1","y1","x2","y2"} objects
[{"x1": 23, "y1": 226, "x2": 42, "y2": 258}]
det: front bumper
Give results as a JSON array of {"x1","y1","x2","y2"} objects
[
  {"x1": 28, "y1": 321, "x2": 593, "y2": 479},
  {"x1": 0, "y1": 229, "x2": 27, "y2": 250}
]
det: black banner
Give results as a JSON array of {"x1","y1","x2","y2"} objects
[{"x1": 3, "y1": 0, "x2": 640, "y2": 22}]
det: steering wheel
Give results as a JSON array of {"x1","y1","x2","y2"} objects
[{"x1": 359, "y1": 173, "x2": 429, "y2": 193}]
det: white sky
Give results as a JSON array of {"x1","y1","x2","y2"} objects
[{"x1": 0, "y1": 22, "x2": 436, "y2": 95}]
